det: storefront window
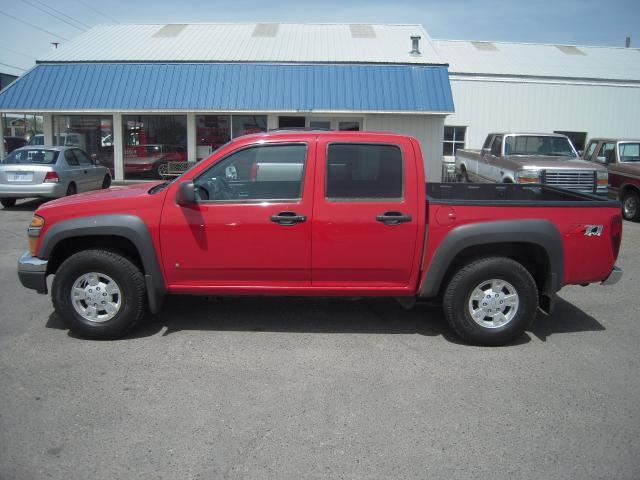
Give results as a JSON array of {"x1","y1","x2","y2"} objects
[
  {"x1": 2, "y1": 113, "x2": 43, "y2": 155},
  {"x1": 53, "y1": 115, "x2": 113, "y2": 174},
  {"x1": 196, "y1": 115, "x2": 231, "y2": 160},
  {"x1": 231, "y1": 115, "x2": 267, "y2": 139},
  {"x1": 122, "y1": 115, "x2": 187, "y2": 180}
]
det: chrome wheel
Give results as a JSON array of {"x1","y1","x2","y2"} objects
[
  {"x1": 623, "y1": 194, "x2": 638, "y2": 220},
  {"x1": 71, "y1": 272, "x2": 122, "y2": 322},
  {"x1": 468, "y1": 278, "x2": 519, "y2": 329}
]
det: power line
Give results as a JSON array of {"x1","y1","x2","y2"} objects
[
  {"x1": 0, "y1": 10, "x2": 69, "y2": 41},
  {"x1": 73, "y1": 0, "x2": 118, "y2": 23},
  {"x1": 29, "y1": 0, "x2": 91, "y2": 29},
  {"x1": 21, "y1": 0, "x2": 85, "y2": 31},
  {"x1": 0, "y1": 61, "x2": 27, "y2": 72},
  {"x1": 0, "y1": 46, "x2": 34, "y2": 59}
]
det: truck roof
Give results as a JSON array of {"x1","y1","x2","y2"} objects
[
  {"x1": 237, "y1": 130, "x2": 411, "y2": 142},
  {"x1": 489, "y1": 133, "x2": 570, "y2": 138}
]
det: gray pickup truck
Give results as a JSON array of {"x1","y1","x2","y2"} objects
[{"x1": 455, "y1": 133, "x2": 608, "y2": 195}]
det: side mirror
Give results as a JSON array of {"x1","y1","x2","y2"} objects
[
  {"x1": 481, "y1": 147, "x2": 491, "y2": 156},
  {"x1": 577, "y1": 150, "x2": 584, "y2": 157},
  {"x1": 176, "y1": 181, "x2": 196, "y2": 205}
]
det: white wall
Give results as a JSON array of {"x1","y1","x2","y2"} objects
[
  {"x1": 365, "y1": 114, "x2": 445, "y2": 182},
  {"x1": 446, "y1": 77, "x2": 640, "y2": 150}
]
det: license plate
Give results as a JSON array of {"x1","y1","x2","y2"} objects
[{"x1": 6, "y1": 172, "x2": 33, "y2": 182}]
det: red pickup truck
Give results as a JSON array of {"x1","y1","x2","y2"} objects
[{"x1": 17, "y1": 131, "x2": 623, "y2": 345}]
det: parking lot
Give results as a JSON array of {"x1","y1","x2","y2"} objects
[{"x1": 0, "y1": 199, "x2": 639, "y2": 480}]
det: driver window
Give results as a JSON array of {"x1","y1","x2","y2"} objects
[
  {"x1": 194, "y1": 144, "x2": 307, "y2": 202},
  {"x1": 490, "y1": 136, "x2": 502, "y2": 156},
  {"x1": 597, "y1": 143, "x2": 615, "y2": 163}
]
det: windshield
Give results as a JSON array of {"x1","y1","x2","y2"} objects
[
  {"x1": 28, "y1": 135, "x2": 44, "y2": 146},
  {"x1": 504, "y1": 136, "x2": 576, "y2": 157},
  {"x1": 1, "y1": 149, "x2": 59, "y2": 165},
  {"x1": 619, "y1": 143, "x2": 640, "y2": 162}
]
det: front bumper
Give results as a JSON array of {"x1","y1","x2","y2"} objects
[
  {"x1": 601, "y1": 266, "x2": 623, "y2": 286},
  {"x1": 17, "y1": 251, "x2": 48, "y2": 294},
  {"x1": 0, "y1": 183, "x2": 66, "y2": 198}
]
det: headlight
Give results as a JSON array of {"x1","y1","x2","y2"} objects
[
  {"x1": 597, "y1": 170, "x2": 609, "y2": 188},
  {"x1": 515, "y1": 170, "x2": 541, "y2": 184},
  {"x1": 28, "y1": 214, "x2": 44, "y2": 255}
]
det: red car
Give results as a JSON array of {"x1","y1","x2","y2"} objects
[{"x1": 17, "y1": 131, "x2": 623, "y2": 345}]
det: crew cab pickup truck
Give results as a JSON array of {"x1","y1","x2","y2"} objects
[
  {"x1": 455, "y1": 133, "x2": 608, "y2": 195},
  {"x1": 17, "y1": 131, "x2": 623, "y2": 346},
  {"x1": 582, "y1": 138, "x2": 640, "y2": 221}
]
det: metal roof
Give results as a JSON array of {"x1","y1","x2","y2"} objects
[
  {"x1": 433, "y1": 40, "x2": 640, "y2": 82},
  {"x1": 39, "y1": 23, "x2": 444, "y2": 65},
  {"x1": 0, "y1": 63, "x2": 454, "y2": 113}
]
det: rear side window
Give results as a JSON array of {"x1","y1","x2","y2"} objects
[
  {"x1": 73, "y1": 149, "x2": 93, "y2": 166},
  {"x1": 65, "y1": 150, "x2": 79, "y2": 166},
  {"x1": 326, "y1": 144, "x2": 403, "y2": 200},
  {"x1": 1, "y1": 149, "x2": 58, "y2": 165}
]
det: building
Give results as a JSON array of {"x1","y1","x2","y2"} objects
[
  {"x1": 0, "y1": 23, "x2": 454, "y2": 182},
  {"x1": 0, "y1": 73, "x2": 18, "y2": 91},
  {"x1": 435, "y1": 39, "x2": 640, "y2": 164}
]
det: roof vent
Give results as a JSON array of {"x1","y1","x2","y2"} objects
[
  {"x1": 252, "y1": 23, "x2": 279, "y2": 37},
  {"x1": 152, "y1": 24, "x2": 187, "y2": 38},
  {"x1": 555, "y1": 45, "x2": 585, "y2": 55},
  {"x1": 410, "y1": 35, "x2": 421, "y2": 55},
  {"x1": 350, "y1": 24, "x2": 375, "y2": 38},
  {"x1": 471, "y1": 41, "x2": 498, "y2": 52}
]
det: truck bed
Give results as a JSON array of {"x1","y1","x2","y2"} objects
[{"x1": 427, "y1": 183, "x2": 619, "y2": 207}]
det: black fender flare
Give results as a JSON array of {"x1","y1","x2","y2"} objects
[
  {"x1": 419, "y1": 219, "x2": 563, "y2": 298},
  {"x1": 39, "y1": 214, "x2": 166, "y2": 314}
]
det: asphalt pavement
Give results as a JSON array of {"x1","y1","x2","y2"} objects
[{"x1": 1, "y1": 199, "x2": 639, "y2": 480}]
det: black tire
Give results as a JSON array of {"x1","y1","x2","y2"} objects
[
  {"x1": 66, "y1": 183, "x2": 77, "y2": 196},
  {"x1": 1, "y1": 198, "x2": 17, "y2": 208},
  {"x1": 101, "y1": 175, "x2": 111, "y2": 189},
  {"x1": 621, "y1": 190, "x2": 640, "y2": 221},
  {"x1": 443, "y1": 256, "x2": 538, "y2": 346},
  {"x1": 153, "y1": 160, "x2": 169, "y2": 179},
  {"x1": 456, "y1": 167, "x2": 469, "y2": 183},
  {"x1": 52, "y1": 249, "x2": 146, "y2": 339}
]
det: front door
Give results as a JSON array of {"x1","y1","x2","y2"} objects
[
  {"x1": 160, "y1": 142, "x2": 314, "y2": 288},
  {"x1": 312, "y1": 136, "x2": 420, "y2": 288}
]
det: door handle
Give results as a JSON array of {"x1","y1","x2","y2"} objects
[
  {"x1": 84, "y1": 170, "x2": 88, "y2": 174},
  {"x1": 376, "y1": 211, "x2": 412, "y2": 225},
  {"x1": 271, "y1": 211, "x2": 306, "y2": 226}
]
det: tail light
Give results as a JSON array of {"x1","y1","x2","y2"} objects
[
  {"x1": 43, "y1": 171, "x2": 59, "y2": 183},
  {"x1": 610, "y1": 214, "x2": 622, "y2": 260}
]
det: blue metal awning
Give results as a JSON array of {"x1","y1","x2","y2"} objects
[{"x1": 0, "y1": 63, "x2": 454, "y2": 113}]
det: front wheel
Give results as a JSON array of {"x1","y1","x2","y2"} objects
[
  {"x1": 52, "y1": 250, "x2": 146, "y2": 339},
  {"x1": 442, "y1": 256, "x2": 538, "y2": 346},
  {"x1": 622, "y1": 190, "x2": 640, "y2": 221}
]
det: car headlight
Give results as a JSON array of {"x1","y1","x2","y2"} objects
[
  {"x1": 597, "y1": 170, "x2": 609, "y2": 188},
  {"x1": 28, "y1": 214, "x2": 44, "y2": 256},
  {"x1": 515, "y1": 169, "x2": 541, "y2": 184}
]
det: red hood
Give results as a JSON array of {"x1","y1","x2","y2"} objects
[{"x1": 36, "y1": 182, "x2": 165, "y2": 222}]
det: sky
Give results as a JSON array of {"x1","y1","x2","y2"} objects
[{"x1": 0, "y1": 0, "x2": 639, "y2": 77}]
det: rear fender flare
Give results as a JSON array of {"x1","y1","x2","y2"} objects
[{"x1": 419, "y1": 219, "x2": 563, "y2": 298}]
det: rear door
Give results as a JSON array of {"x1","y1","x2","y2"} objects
[
  {"x1": 312, "y1": 136, "x2": 420, "y2": 288},
  {"x1": 72, "y1": 149, "x2": 100, "y2": 190}
]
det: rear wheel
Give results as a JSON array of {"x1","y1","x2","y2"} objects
[
  {"x1": 456, "y1": 167, "x2": 469, "y2": 183},
  {"x1": 443, "y1": 256, "x2": 538, "y2": 346},
  {"x1": 66, "y1": 183, "x2": 77, "y2": 196},
  {"x1": 52, "y1": 249, "x2": 146, "y2": 339},
  {"x1": 153, "y1": 161, "x2": 169, "y2": 179},
  {"x1": 101, "y1": 175, "x2": 111, "y2": 189},
  {"x1": 1, "y1": 198, "x2": 17, "y2": 208},
  {"x1": 621, "y1": 190, "x2": 640, "y2": 221}
]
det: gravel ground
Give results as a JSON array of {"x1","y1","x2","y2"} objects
[{"x1": 1, "y1": 199, "x2": 639, "y2": 480}]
